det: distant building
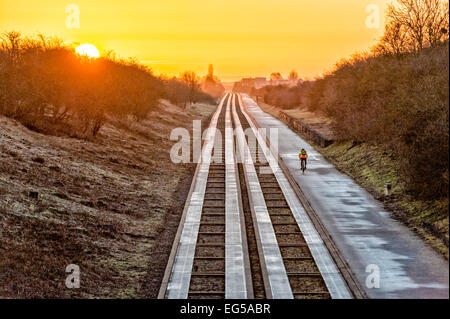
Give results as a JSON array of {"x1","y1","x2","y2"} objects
[{"x1": 234, "y1": 75, "x2": 299, "y2": 93}]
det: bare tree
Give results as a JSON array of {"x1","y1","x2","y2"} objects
[
  {"x1": 387, "y1": 0, "x2": 449, "y2": 51},
  {"x1": 181, "y1": 71, "x2": 200, "y2": 107}
]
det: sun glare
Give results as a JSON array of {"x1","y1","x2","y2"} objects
[{"x1": 75, "y1": 43, "x2": 100, "y2": 58}]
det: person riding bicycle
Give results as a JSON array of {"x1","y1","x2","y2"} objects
[{"x1": 299, "y1": 148, "x2": 308, "y2": 170}]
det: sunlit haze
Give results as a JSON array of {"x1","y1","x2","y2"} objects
[{"x1": 0, "y1": 0, "x2": 390, "y2": 81}]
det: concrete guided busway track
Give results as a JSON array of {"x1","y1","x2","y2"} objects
[{"x1": 159, "y1": 93, "x2": 363, "y2": 299}]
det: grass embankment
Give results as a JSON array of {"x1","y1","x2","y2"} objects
[
  {"x1": 322, "y1": 141, "x2": 448, "y2": 258},
  {"x1": 0, "y1": 31, "x2": 220, "y2": 298},
  {"x1": 0, "y1": 100, "x2": 217, "y2": 298}
]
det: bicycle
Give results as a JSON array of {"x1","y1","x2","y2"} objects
[{"x1": 300, "y1": 159, "x2": 306, "y2": 174}]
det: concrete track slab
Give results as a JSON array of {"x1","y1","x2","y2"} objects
[{"x1": 165, "y1": 94, "x2": 228, "y2": 299}]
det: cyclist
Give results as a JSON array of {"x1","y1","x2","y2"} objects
[{"x1": 299, "y1": 148, "x2": 308, "y2": 171}]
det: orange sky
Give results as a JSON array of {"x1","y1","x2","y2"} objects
[{"x1": 0, "y1": 0, "x2": 390, "y2": 81}]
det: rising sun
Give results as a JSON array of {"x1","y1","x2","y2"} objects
[{"x1": 75, "y1": 43, "x2": 100, "y2": 58}]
